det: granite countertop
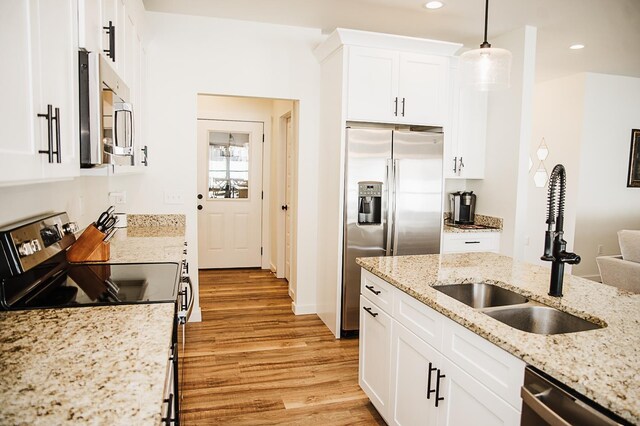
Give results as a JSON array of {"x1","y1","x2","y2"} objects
[
  {"x1": 0, "y1": 304, "x2": 175, "y2": 426},
  {"x1": 356, "y1": 252, "x2": 640, "y2": 424},
  {"x1": 107, "y1": 226, "x2": 185, "y2": 264},
  {"x1": 443, "y1": 213, "x2": 503, "y2": 233}
]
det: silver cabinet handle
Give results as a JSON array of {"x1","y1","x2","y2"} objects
[
  {"x1": 365, "y1": 285, "x2": 381, "y2": 295},
  {"x1": 453, "y1": 156, "x2": 457, "y2": 173},
  {"x1": 465, "y1": 241, "x2": 481, "y2": 244}
]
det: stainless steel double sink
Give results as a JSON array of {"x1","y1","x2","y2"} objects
[{"x1": 433, "y1": 283, "x2": 604, "y2": 335}]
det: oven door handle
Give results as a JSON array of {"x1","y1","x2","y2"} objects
[{"x1": 179, "y1": 276, "x2": 194, "y2": 323}]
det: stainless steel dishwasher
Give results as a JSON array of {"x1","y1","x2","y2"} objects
[{"x1": 521, "y1": 367, "x2": 629, "y2": 426}]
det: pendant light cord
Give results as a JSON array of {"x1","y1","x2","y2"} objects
[{"x1": 481, "y1": 0, "x2": 491, "y2": 48}]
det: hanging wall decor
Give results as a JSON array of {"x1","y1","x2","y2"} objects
[{"x1": 628, "y1": 129, "x2": 640, "y2": 187}]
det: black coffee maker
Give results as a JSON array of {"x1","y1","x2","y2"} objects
[{"x1": 449, "y1": 191, "x2": 476, "y2": 224}]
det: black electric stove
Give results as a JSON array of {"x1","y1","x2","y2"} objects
[{"x1": 0, "y1": 212, "x2": 183, "y2": 311}]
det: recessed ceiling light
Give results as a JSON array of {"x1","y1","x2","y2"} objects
[
  {"x1": 569, "y1": 44, "x2": 585, "y2": 50},
  {"x1": 425, "y1": 1, "x2": 444, "y2": 9}
]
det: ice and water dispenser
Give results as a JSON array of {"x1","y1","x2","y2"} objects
[{"x1": 358, "y1": 181, "x2": 382, "y2": 225}]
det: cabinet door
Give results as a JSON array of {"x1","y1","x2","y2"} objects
[
  {"x1": 398, "y1": 53, "x2": 448, "y2": 126},
  {"x1": 78, "y1": 0, "x2": 102, "y2": 51},
  {"x1": 347, "y1": 47, "x2": 399, "y2": 123},
  {"x1": 436, "y1": 357, "x2": 521, "y2": 426},
  {"x1": 34, "y1": 0, "x2": 79, "y2": 179},
  {"x1": 446, "y1": 61, "x2": 488, "y2": 179},
  {"x1": 389, "y1": 321, "x2": 439, "y2": 426},
  {"x1": 101, "y1": 0, "x2": 118, "y2": 69},
  {"x1": 455, "y1": 88, "x2": 487, "y2": 178},
  {"x1": 0, "y1": 2, "x2": 42, "y2": 183},
  {"x1": 359, "y1": 295, "x2": 392, "y2": 420}
]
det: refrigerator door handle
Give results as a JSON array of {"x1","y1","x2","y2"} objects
[
  {"x1": 385, "y1": 158, "x2": 394, "y2": 256},
  {"x1": 392, "y1": 159, "x2": 400, "y2": 255}
]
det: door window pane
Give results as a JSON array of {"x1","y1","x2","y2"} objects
[{"x1": 208, "y1": 131, "x2": 250, "y2": 199}]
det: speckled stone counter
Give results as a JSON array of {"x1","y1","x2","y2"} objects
[
  {"x1": 0, "y1": 304, "x2": 175, "y2": 426},
  {"x1": 356, "y1": 252, "x2": 640, "y2": 424},
  {"x1": 106, "y1": 225, "x2": 185, "y2": 264},
  {"x1": 443, "y1": 213, "x2": 503, "y2": 233}
]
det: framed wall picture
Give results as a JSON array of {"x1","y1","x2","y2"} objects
[{"x1": 628, "y1": 129, "x2": 640, "y2": 188}]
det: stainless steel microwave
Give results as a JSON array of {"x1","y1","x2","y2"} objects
[{"x1": 78, "y1": 51, "x2": 134, "y2": 168}]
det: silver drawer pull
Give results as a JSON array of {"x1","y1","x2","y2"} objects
[
  {"x1": 465, "y1": 241, "x2": 481, "y2": 244},
  {"x1": 365, "y1": 284, "x2": 381, "y2": 295}
]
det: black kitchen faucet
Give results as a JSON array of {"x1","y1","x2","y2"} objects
[{"x1": 541, "y1": 164, "x2": 581, "y2": 297}]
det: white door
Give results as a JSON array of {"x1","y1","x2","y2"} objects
[
  {"x1": 197, "y1": 120, "x2": 263, "y2": 268},
  {"x1": 284, "y1": 116, "x2": 293, "y2": 282},
  {"x1": 359, "y1": 295, "x2": 392, "y2": 421},
  {"x1": 0, "y1": 1, "x2": 42, "y2": 183},
  {"x1": 436, "y1": 357, "x2": 521, "y2": 426},
  {"x1": 347, "y1": 47, "x2": 399, "y2": 123},
  {"x1": 389, "y1": 321, "x2": 440, "y2": 426},
  {"x1": 36, "y1": 0, "x2": 79, "y2": 180},
  {"x1": 398, "y1": 53, "x2": 448, "y2": 126}
]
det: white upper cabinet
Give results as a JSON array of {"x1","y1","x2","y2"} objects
[
  {"x1": 347, "y1": 47, "x2": 398, "y2": 123},
  {"x1": 398, "y1": 53, "x2": 448, "y2": 126},
  {"x1": 78, "y1": 0, "x2": 102, "y2": 52},
  {"x1": 0, "y1": 0, "x2": 79, "y2": 184},
  {"x1": 446, "y1": 59, "x2": 488, "y2": 179},
  {"x1": 346, "y1": 46, "x2": 450, "y2": 126}
]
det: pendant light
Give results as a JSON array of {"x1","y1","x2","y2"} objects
[{"x1": 459, "y1": 0, "x2": 512, "y2": 91}]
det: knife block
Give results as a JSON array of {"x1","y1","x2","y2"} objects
[{"x1": 66, "y1": 224, "x2": 110, "y2": 262}]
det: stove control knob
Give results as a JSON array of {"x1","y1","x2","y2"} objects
[
  {"x1": 17, "y1": 241, "x2": 33, "y2": 257},
  {"x1": 62, "y1": 222, "x2": 79, "y2": 235},
  {"x1": 30, "y1": 239, "x2": 42, "y2": 252}
]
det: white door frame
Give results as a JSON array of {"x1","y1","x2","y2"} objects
[{"x1": 197, "y1": 118, "x2": 265, "y2": 269}]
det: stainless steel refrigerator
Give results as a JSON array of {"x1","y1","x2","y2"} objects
[{"x1": 342, "y1": 125, "x2": 443, "y2": 334}]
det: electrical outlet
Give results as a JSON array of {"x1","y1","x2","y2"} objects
[
  {"x1": 164, "y1": 191, "x2": 184, "y2": 205},
  {"x1": 109, "y1": 191, "x2": 127, "y2": 204},
  {"x1": 597, "y1": 244, "x2": 604, "y2": 255}
]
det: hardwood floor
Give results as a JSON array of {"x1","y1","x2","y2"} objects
[{"x1": 181, "y1": 268, "x2": 385, "y2": 425}]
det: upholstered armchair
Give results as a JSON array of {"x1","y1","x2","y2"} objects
[{"x1": 596, "y1": 230, "x2": 640, "y2": 294}]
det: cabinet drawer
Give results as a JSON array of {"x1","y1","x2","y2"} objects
[
  {"x1": 361, "y1": 269, "x2": 395, "y2": 314},
  {"x1": 393, "y1": 289, "x2": 443, "y2": 351},
  {"x1": 441, "y1": 232, "x2": 500, "y2": 254},
  {"x1": 441, "y1": 320, "x2": 525, "y2": 410}
]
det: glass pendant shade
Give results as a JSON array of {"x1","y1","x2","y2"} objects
[{"x1": 460, "y1": 47, "x2": 512, "y2": 91}]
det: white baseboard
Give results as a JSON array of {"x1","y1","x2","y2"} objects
[
  {"x1": 187, "y1": 307, "x2": 202, "y2": 323},
  {"x1": 269, "y1": 262, "x2": 277, "y2": 273},
  {"x1": 291, "y1": 301, "x2": 316, "y2": 315}
]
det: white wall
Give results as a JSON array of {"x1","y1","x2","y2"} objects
[
  {"x1": 574, "y1": 74, "x2": 640, "y2": 277},
  {"x1": 524, "y1": 74, "x2": 586, "y2": 267},
  {"x1": 525, "y1": 73, "x2": 640, "y2": 279},
  {"x1": 0, "y1": 177, "x2": 119, "y2": 230},
  {"x1": 467, "y1": 26, "x2": 537, "y2": 259},
  {"x1": 115, "y1": 12, "x2": 323, "y2": 318}
]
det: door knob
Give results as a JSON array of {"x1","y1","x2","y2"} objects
[
  {"x1": 197, "y1": 205, "x2": 203, "y2": 210},
  {"x1": 281, "y1": 205, "x2": 288, "y2": 211},
  {"x1": 197, "y1": 194, "x2": 203, "y2": 199}
]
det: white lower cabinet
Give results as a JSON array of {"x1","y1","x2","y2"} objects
[
  {"x1": 441, "y1": 232, "x2": 500, "y2": 254},
  {"x1": 359, "y1": 294, "x2": 392, "y2": 420},
  {"x1": 436, "y1": 356, "x2": 521, "y2": 426},
  {"x1": 389, "y1": 322, "x2": 440, "y2": 426},
  {"x1": 359, "y1": 269, "x2": 525, "y2": 425}
]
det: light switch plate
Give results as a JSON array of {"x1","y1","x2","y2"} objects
[
  {"x1": 164, "y1": 191, "x2": 184, "y2": 205},
  {"x1": 109, "y1": 192, "x2": 127, "y2": 204}
]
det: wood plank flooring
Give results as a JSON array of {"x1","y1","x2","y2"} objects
[{"x1": 181, "y1": 268, "x2": 385, "y2": 425}]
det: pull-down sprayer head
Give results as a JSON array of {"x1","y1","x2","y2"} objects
[{"x1": 541, "y1": 164, "x2": 580, "y2": 297}]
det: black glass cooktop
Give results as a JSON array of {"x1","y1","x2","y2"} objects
[{"x1": 2, "y1": 258, "x2": 180, "y2": 310}]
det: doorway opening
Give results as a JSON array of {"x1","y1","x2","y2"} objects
[{"x1": 196, "y1": 95, "x2": 297, "y2": 294}]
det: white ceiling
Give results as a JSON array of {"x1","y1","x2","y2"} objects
[{"x1": 143, "y1": 0, "x2": 640, "y2": 82}]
